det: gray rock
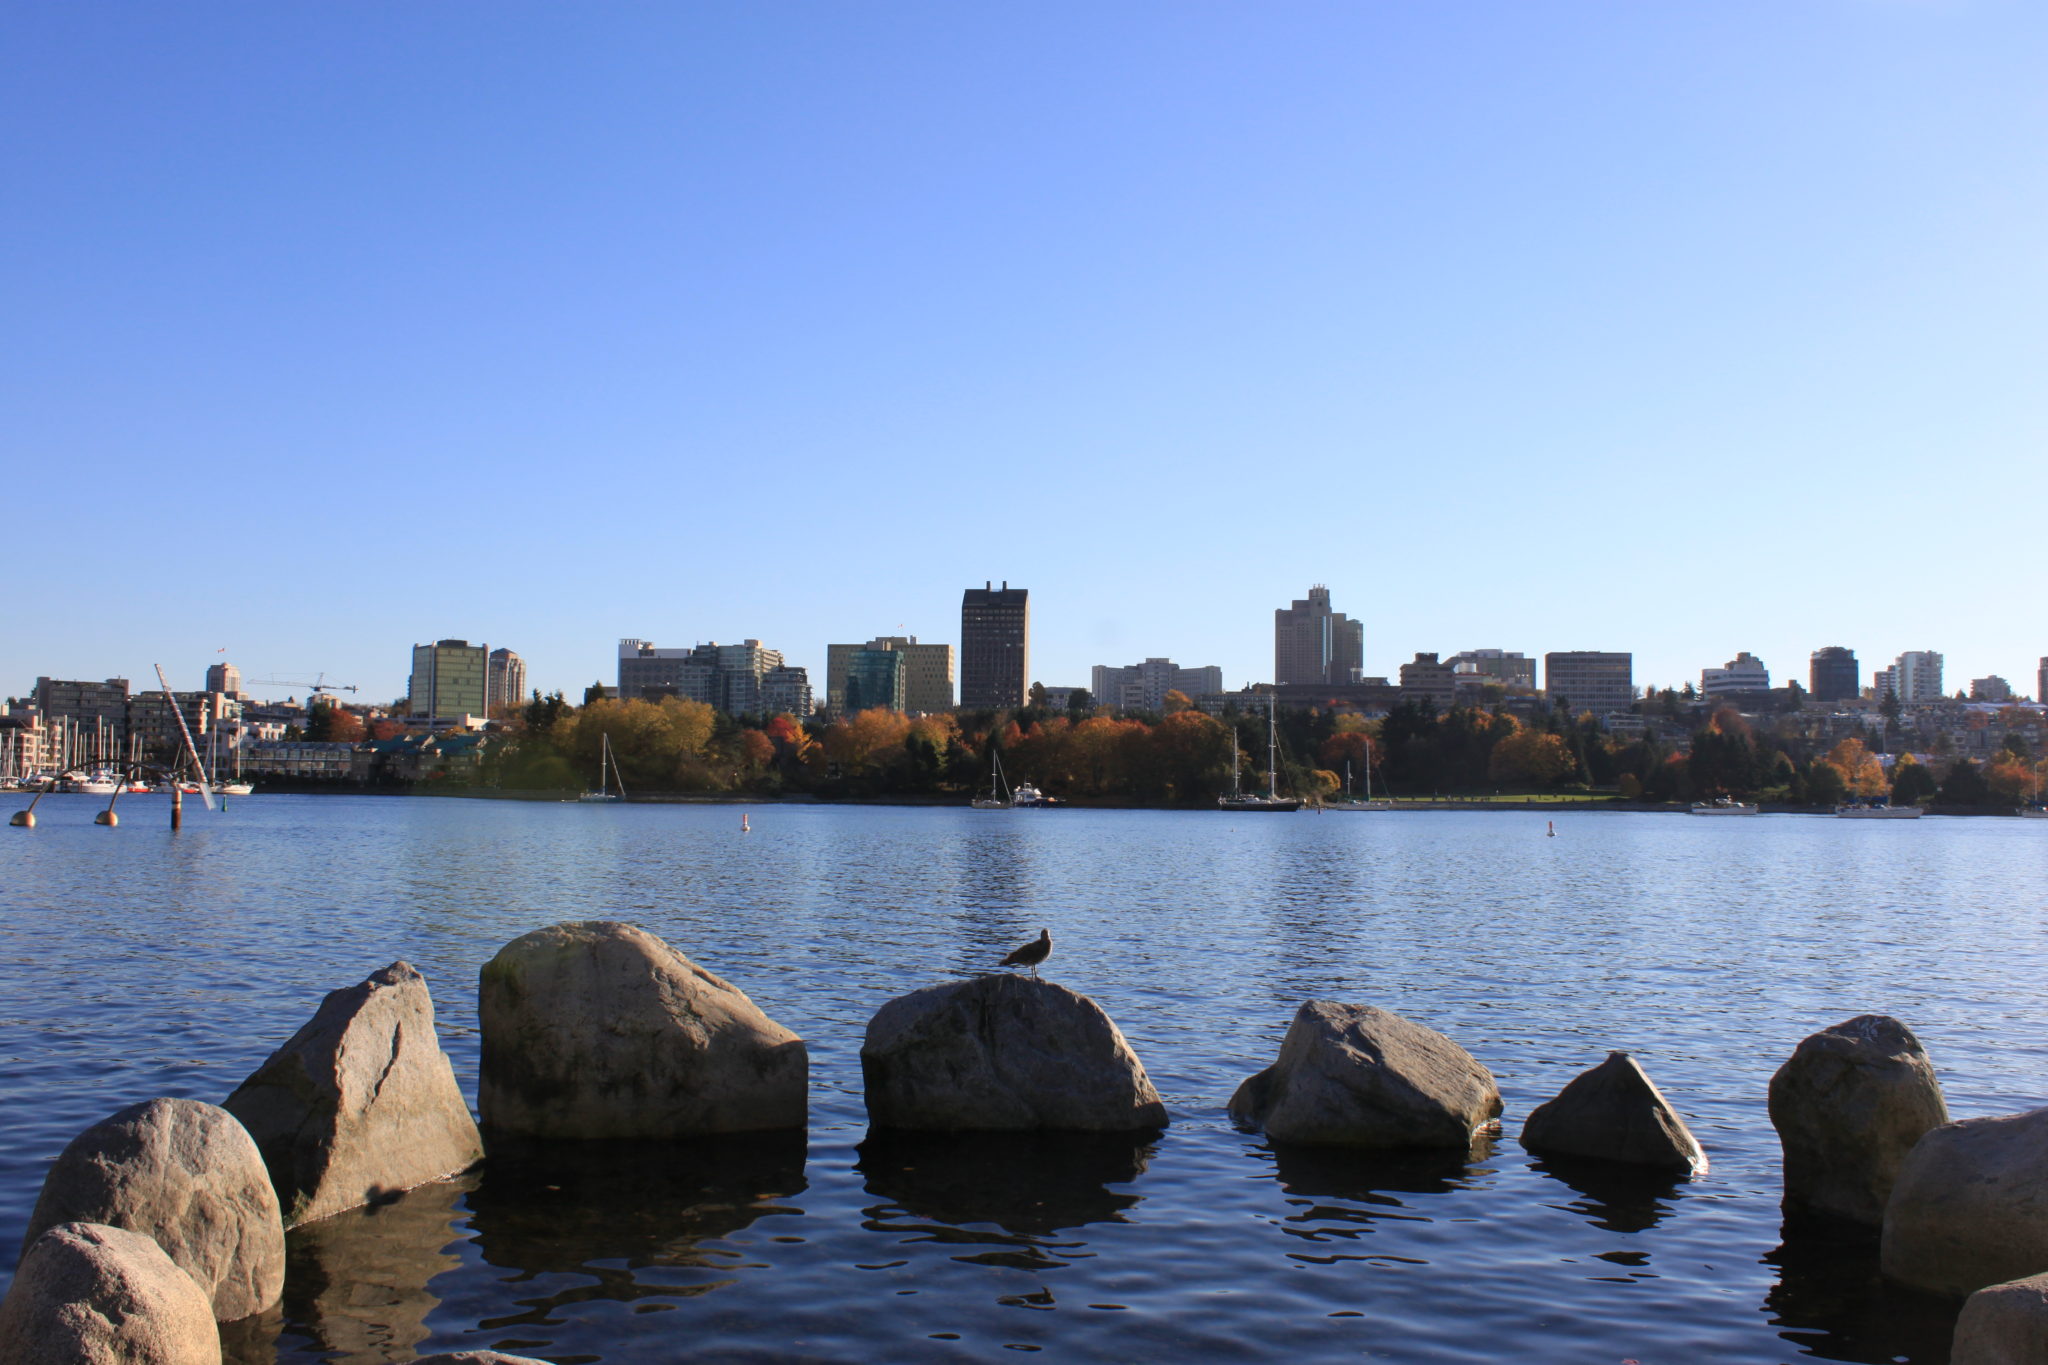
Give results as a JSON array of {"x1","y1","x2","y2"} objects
[
  {"x1": 1228, "y1": 1001, "x2": 1501, "y2": 1149},
  {"x1": 1953, "y1": 1272, "x2": 2048, "y2": 1365},
  {"x1": 1520, "y1": 1051, "x2": 1707, "y2": 1174},
  {"x1": 1882, "y1": 1106, "x2": 2048, "y2": 1297},
  {"x1": 22, "y1": 1098, "x2": 284, "y2": 1321},
  {"x1": 412, "y1": 1353, "x2": 555, "y2": 1364},
  {"x1": 479, "y1": 921, "x2": 807, "y2": 1139},
  {"x1": 0, "y1": 1221, "x2": 220, "y2": 1365},
  {"x1": 223, "y1": 961, "x2": 484, "y2": 1228},
  {"x1": 861, "y1": 974, "x2": 1167, "y2": 1132},
  {"x1": 1769, "y1": 1013, "x2": 1948, "y2": 1225}
]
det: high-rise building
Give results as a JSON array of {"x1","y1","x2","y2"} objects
[
  {"x1": 1274, "y1": 586, "x2": 1363, "y2": 686},
  {"x1": 1809, "y1": 647, "x2": 1859, "y2": 703},
  {"x1": 826, "y1": 637, "x2": 955, "y2": 715},
  {"x1": 1970, "y1": 676, "x2": 2013, "y2": 703},
  {"x1": 205, "y1": 661, "x2": 242, "y2": 698},
  {"x1": 1701, "y1": 652, "x2": 1770, "y2": 697},
  {"x1": 1447, "y1": 649, "x2": 1537, "y2": 690},
  {"x1": 2039, "y1": 657, "x2": 2047, "y2": 704},
  {"x1": 486, "y1": 648, "x2": 527, "y2": 716},
  {"x1": 1873, "y1": 666, "x2": 1898, "y2": 703},
  {"x1": 961, "y1": 583, "x2": 1029, "y2": 709},
  {"x1": 761, "y1": 665, "x2": 814, "y2": 719},
  {"x1": 1543, "y1": 652, "x2": 1634, "y2": 716},
  {"x1": 1089, "y1": 658, "x2": 1224, "y2": 713},
  {"x1": 843, "y1": 649, "x2": 905, "y2": 714},
  {"x1": 1894, "y1": 650, "x2": 1944, "y2": 703},
  {"x1": 1399, "y1": 653, "x2": 1459, "y2": 708},
  {"x1": 407, "y1": 640, "x2": 489, "y2": 719},
  {"x1": 616, "y1": 638, "x2": 786, "y2": 714}
]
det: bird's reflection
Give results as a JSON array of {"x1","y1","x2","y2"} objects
[
  {"x1": 1528, "y1": 1153, "x2": 1683, "y2": 1235},
  {"x1": 260, "y1": 1174, "x2": 478, "y2": 1365},
  {"x1": 857, "y1": 1130, "x2": 1153, "y2": 1268},
  {"x1": 464, "y1": 1133, "x2": 807, "y2": 1320},
  {"x1": 1762, "y1": 1218, "x2": 1957, "y2": 1365}
]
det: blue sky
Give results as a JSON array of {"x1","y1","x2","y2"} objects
[{"x1": 4, "y1": 3, "x2": 2043, "y2": 705}]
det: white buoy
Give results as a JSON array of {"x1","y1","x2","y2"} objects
[
  {"x1": 742, "y1": 812, "x2": 751, "y2": 834},
  {"x1": 1547, "y1": 819, "x2": 1555, "y2": 838}
]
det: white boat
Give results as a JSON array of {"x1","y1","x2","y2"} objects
[
  {"x1": 1690, "y1": 797, "x2": 1759, "y2": 815},
  {"x1": 2018, "y1": 807, "x2": 2048, "y2": 819},
  {"x1": 1219, "y1": 692, "x2": 1300, "y2": 812},
  {"x1": 215, "y1": 782, "x2": 254, "y2": 798},
  {"x1": 1331, "y1": 737, "x2": 1393, "y2": 810},
  {"x1": 972, "y1": 747, "x2": 1011, "y2": 809},
  {"x1": 63, "y1": 770, "x2": 121, "y2": 795},
  {"x1": 578, "y1": 733, "x2": 624, "y2": 802},
  {"x1": 1837, "y1": 801, "x2": 1922, "y2": 819},
  {"x1": 1011, "y1": 780, "x2": 1047, "y2": 807}
]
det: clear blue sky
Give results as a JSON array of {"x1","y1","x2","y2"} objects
[{"x1": 5, "y1": 3, "x2": 2043, "y2": 705}]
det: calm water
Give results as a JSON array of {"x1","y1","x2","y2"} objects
[{"x1": 1, "y1": 795, "x2": 2043, "y2": 1364}]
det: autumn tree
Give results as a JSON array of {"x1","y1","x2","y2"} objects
[
  {"x1": 1487, "y1": 728, "x2": 1575, "y2": 786},
  {"x1": 1824, "y1": 738, "x2": 1888, "y2": 798}
]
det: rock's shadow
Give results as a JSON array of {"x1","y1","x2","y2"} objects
[
  {"x1": 1527, "y1": 1153, "x2": 1684, "y2": 1235},
  {"x1": 1260, "y1": 1140, "x2": 1488, "y2": 1240},
  {"x1": 464, "y1": 1132, "x2": 808, "y2": 1308},
  {"x1": 1762, "y1": 1217, "x2": 1959, "y2": 1365},
  {"x1": 857, "y1": 1128, "x2": 1155, "y2": 1236}
]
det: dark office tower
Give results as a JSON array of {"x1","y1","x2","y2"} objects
[
  {"x1": 1809, "y1": 646, "x2": 1860, "y2": 703},
  {"x1": 961, "y1": 581, "x2": 1030, "y2": 708},
  {"x1": 1274, "y1": 585, "x2": 1364, "y2": 686}
]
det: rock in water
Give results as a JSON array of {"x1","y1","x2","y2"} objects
[
  {"x1": 861, "y1": 975, "x2": 1167, "y2": 1132},
  {"x1": 1952, "y1": 1273, "x2": 2048, "y2": 1364},
  {"x1": 223, "y1": 961, "x2": 484, "y2": 1228},
  {"x1": 21, "y1": 1098, "x2": 284, "y2": 1321},
  {"x1": 479, "y1": 921, "x2": 807, "y2": 1139},
  {"x1": 0, "y1": 1222, "x2": 220, "y2": 1365},
  {"x1": 1882, "y1": 1106, "x2": 2048, "y2": 1297},
  {"x1": 1228, "y1": 1001, "x2": 1501, "y2": 1149},
  {"x1": 1768, "y1": 1014, "x2": 1948, "y2": 1225},
  {"x1": 1520, "y1": 1052, "x2": 1707, "y2": 1173}
]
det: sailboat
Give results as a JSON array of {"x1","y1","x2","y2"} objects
[
  {"x1": 972, "y1": 746, "x2": 1011, "y2": 809},
  {"x1": 579, "y1": 733, "x2": 625, "y2": 802},
  {"x1": 1218, "y1": 691, "x2": 1301, "y2": 812},
  {"x1": 1331, "y1": 734, "x2": 1393, "y2": 811}
]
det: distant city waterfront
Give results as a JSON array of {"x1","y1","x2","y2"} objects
[{"x1": 1, "y1": 796, "x2": 2041, "y2": 1362}]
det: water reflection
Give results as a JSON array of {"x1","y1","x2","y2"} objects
[
  {"x1": 1263, "y1": 1140, "x2": 1489, "y2": 1251},
  {"x1": 1762, "y1": 1220, "x2": 1957, "y2": 1364},
  {"x1": 856, "y1": 1130, "x2": 1152, "y2": 1269},
  {"x1": 464, "y1": 1134, "x2": 807, "y2": 1321},
  {"x1": 265, "y1": 1175, "x2": 478, "y2": 1365},
  {"x1": 1528, "y1": 1154, "x2": 1683, "y2": 1235}
]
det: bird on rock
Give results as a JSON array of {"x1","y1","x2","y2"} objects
[{"x1": 1000, "y1": 928, "x2": 1052, "y2": 977}]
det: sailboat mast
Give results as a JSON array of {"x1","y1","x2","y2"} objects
[{"x1": 1267, "y1": 692, "x2": 1279, "y2": 799}]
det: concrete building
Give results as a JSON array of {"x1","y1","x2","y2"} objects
[
  {"x1": 1893, "y1": 650, "x2": 1944, "y2": 703},
  {"x1": 407, "y1": 640, "x2": 489, "y2": 719},
  {"x1": 760, "y1": 665, "x2": 814, "y2": 719},
  {"x1": 128, "y1": 690, "x2": 239, "y2": 756},
  {"x1": 1090, "y1": 658, "x2": 1224, "y2": 714},
  {"x1": 1398, "y1": 653, "x2": 1459, "y2": 709},
  {"x1": 1447, "y1": 649, "x2": 1537, "y2": 691},
  {"x1": 1037, "y1": 686, "x2": 1084, "y2": 711},
  {"x1": 826, "y1": 637, "x2": 954, "y2": 715},
  {"x1": 1702, "y1": 651, "x2": 1770, "y2": 698},
  {"x1": 1809, "y1": 646, "x2": 1859, "y2": 703},
  {"x1": 0, "y1": 703, "x2": 53, "y2": 779},
  {"x1": 1970, "y1": 676, "x2": 2014, "y2": 703},
  {"x1": 205, "y1": 661, "x2": 242, "y2": 698},
  {"x1": 486, "y1": 648, "x2": 527, "y2": 716},
  {"x1": 33, "y1": 677, "x2": 131, "y2": 758},
  {"x1": 617, "y1": 638, "x2": 787, "y2": 714},
  {"x1": 1544, "y1": 652, "x2": 1634, "y2": 717},
  {"x1": 1274, "y1": 585, "x2": 1363, "y2": 687},
  {"x1": 1872, "y1": 666, "x2": 1898, "y2": 703},
  {"x1": 961, "y1": 583, "x2": 1030, "y2": 709},
  {"x1": 2040, "y1": 657, "x2": 2047, "y2": 704}
]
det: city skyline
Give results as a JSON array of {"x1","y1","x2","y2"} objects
[{"x1": 4, "y1": 6, "x2": 2042, "y2": 707}]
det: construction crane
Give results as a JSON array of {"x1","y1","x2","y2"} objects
[{"x1": 243, "y1": 673, "x2": 360, "y2": 699}]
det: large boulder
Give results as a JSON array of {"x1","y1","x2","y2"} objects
[
  {"x1": 1769, "y1": 1014, "x2": 1948, "y2": 1225},
  {"x1": 1952, "y1": 1272, "x2": 2048, "y2": 1364},
  {"x1": 1882, "y1": 1106, "x2": 2048, "y2": 1297},
  {"x1": 21, "y1": 1098, "x2": 284, "y2": 1321},
  {"x1": 0, "y1": 1222, "x2": 220, "y2": 1365},
  {"x1": 223, "y1": 961, "x2": 484, "y2": 1227},
  {"x1": 1520, "y1": 1052, "x2": 1707, "y2": 1174},
  {"x1": 1228, "y1": 1001, "x2": 1501, "y2": 1149},
  {"x1": 479, "y1": 921, "x2": 807, "y2": 1139},
  {"x1": 861, "y1": 975, "x2": 1167, "y2": 1132}
]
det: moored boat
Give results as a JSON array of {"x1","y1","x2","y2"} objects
[
  {"x1": 1690, "y1": 797, "x2": 1758, "y2": 815},
  {"x1": 1218, "y1": 692, "x2": 1300, "y2": 812},
  {"x1": 579, "y1": 733, "x2": 625, "y2": 802},
  {"x1": 1836, "y1": 801, "x2": 1922, "y2": 819}
]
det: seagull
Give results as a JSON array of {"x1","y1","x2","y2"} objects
[{"x1": 999, "y1": 928, "x2": 1052, "y2": 977}]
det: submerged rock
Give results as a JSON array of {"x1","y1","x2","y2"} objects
[
  {"x1": 1769, "y1": 1014, "x2": 1948, "y2": 1225},
  {"x1": 0, "y1": 1222, "x2": 220, "y2": 1365},
  {"x1": 1520, "y1": 1052, "x2": 1707, "y2": 1174},
  {"x1": 479, "y1": 921, "x2": 807, "y2": 1139},
  {"x1": 1882, "y1": 1106, "x2": 2048, "y2": 1297},
  {"x1": 224, "y1": 961, "x2": 483, "y2": 1227},
  {"x1": 1952, "y1": 1272, "x2": 2048, "y2": 1364},
  {"x1": 1228, "y1": 1001, "x2": 1501, "y2": 1149},
  {"x1": 861, "y1": 974, "x2": 1167, "y2": 1132},
  {"x1": 22, "y1": 1098, "x2": 284, "y2": 1321}
]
